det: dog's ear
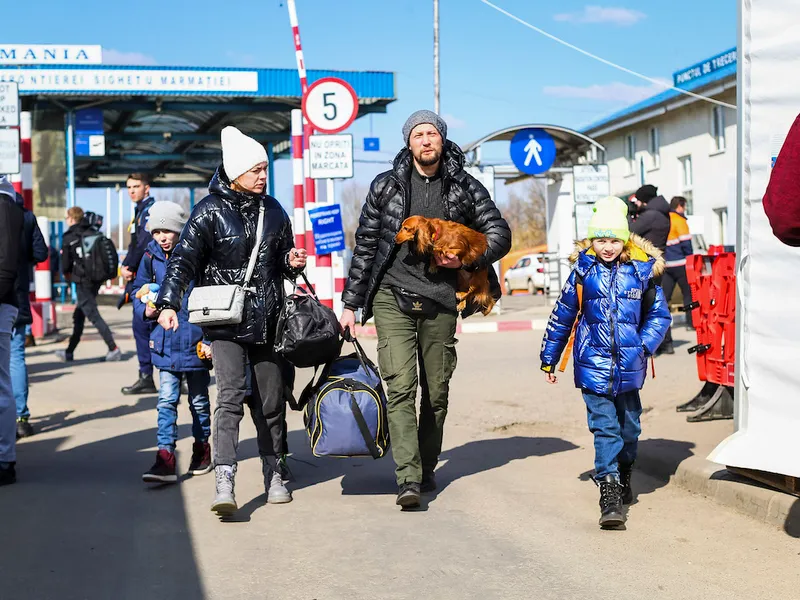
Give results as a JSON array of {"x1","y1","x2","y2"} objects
[
  {"x1": 414, "y1": 220, "x2": 436, "y2": 255},
  {"x1": 460, "y1": 229, "x2": 488, "y2": 266}
]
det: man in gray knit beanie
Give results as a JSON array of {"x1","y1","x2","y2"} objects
[
  {"x1": 402, "y1": 110, "x2": 448, "y2": 147},
  {"x1": 339, "y1": 107, "x2": 512, "y2": 510}
]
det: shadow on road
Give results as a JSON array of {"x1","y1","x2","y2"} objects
[
  {"x1": 30, "y1": 396, "x2": 157, "y2": 436},
  {"x1": 0, "y1": 429, "x2": 206, "y2": 600},
  {"x1": 784, "y1": 500, "x2": 800, "y2": 538}
]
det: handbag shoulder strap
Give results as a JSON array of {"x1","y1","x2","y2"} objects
[{"x1": 242, "y1": 202, "x2": 266, "y2": 288}]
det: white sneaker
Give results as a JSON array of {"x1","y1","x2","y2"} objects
[
  {"x1": 211, "y1": 465, "x2": 237, "y2": 516},
  {"x1": 104, "y1": 347, "x2": 122, "y2": 362},
  {"x1": 267, "y1": 470, "x2": 292, "y2": 504}
]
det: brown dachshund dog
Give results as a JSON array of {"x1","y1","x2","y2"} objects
[{"x1": 395, "y1": 216, "x2": 495, "y2": 315}]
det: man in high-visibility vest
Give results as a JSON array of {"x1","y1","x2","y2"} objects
[{"x1": 658, "y1": 196, "x2": 695, "y2": 355}]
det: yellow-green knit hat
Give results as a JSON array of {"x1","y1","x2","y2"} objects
[{"x1": 587, "y1": 196, "x2": 630, "y2": 242}]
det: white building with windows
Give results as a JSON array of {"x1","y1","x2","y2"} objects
[{"x1": 582, "y1": 48, "x2": 737, "y2": 247}]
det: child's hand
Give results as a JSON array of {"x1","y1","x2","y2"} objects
[
  {"x1": 144, "y1": 304, "x2": 158, "y2": 319},
  {"x1": 545, "y1": 372, "x2": 558, "y2": 384}
]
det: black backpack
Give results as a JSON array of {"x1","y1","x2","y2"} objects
[
  {"x1": 274, "y1": 272, "x2": 342, "y2": 369},
  {"x1": 79, "y1": 231, "x2": 118, "y2": 283}
]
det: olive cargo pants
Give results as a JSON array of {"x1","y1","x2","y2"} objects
[{"x1": 372, "y1": 287, "x2": 458, "y2": 486}]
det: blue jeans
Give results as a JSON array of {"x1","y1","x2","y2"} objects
[
  {"x1": 0, "y1": 304, "x2": 19, "y2": 464},
  {"x1": 582, "y1": 390, "x2": 642, "y2": 481},
  {"x1": 10, "y1": 325, "x2": 29, "y2": 420},
  {"x1": 156, "y1": 370, "x2": 211, "y2": 453}
]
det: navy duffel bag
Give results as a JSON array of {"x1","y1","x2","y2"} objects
[{"x1": 295, "y1": 335, "x2": 389, "y2": 459}]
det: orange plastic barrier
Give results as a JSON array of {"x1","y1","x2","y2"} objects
[{"x1": 685, "y1": 247, "x2": 736, "y2": 387}]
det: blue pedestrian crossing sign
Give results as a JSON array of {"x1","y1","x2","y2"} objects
[{"x1": 509, "y1": 128, "x2": 557, "y2": 175}]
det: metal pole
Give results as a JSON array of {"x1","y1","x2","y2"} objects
[
  {"x1": 105, "y1": 188, "x2": 111, "y2": 238},
  {"x1": 65, "y1": 111, "x2": 76, "y2": 208},
  {"x1": 267, "y1": 142, "x2": 275, "y2": 197},
  {"x1": 117, "y1": 188, "x2": 124, "y2": 252},
  {"x1": 434, "y1": 0, "x2": 440, "y2": 114}
]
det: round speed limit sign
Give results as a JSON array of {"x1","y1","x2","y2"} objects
[{"x1": 302, "y1": 77, "x2": 359, "y2": 134}]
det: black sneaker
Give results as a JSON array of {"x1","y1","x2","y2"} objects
[
  {"x1": 597, "y1": 475, "x2": 625, "y2": 529},
  {"x1": 122, "y1": 374, "x2": 157, "y2": 395},
  {"x1": 16, "y1": 419, "x2": 34, "y2": 439},
  {"x1": 142, "y1": 450, "x2": 177, "y2": 483},
  {"x1": 421, "y1": 472, "x2": 437, "y2": 493},
  {"x1": 396, "y1": 482, "x2": 421, "y2": 508},
  {"x1": 188, "y1": 442, "x2": 212, "y2": 476},
  {"x1": 0, "y1": 462, "x2": 16, "y2": 486}
]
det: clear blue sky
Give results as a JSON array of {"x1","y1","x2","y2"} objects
[{"x1": 5, "y1": 0, "x2": 736, "y2": 218}]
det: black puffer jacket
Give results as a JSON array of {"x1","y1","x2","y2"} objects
[
  {"x1": 631, "y1": 195, "x2": 671, "y2": 251},
  {"x1": 156, "y1": 167, "x2": 299, "y2": 345},
  {"x1": 342, "y1": 140, "x2": 512, "y2": 323}
]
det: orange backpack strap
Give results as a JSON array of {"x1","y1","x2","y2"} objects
[{"x1": 558, "y1": 283, "x2": 583, "y2": 373}]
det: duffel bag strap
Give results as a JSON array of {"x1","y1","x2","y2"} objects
[
  {"x1": 291, "y1": 337, "x2": 346, "y2": 411},
  {"x1": 343, "y1": 327, "x2": 380, "y2": 379},
  {"x1": 348, "y1": 392, "x2": 381, "y2": 460}
]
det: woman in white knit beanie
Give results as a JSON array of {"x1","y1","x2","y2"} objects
[{"x1": 155, "y1": 126, "x2": 307, "y2": 516}]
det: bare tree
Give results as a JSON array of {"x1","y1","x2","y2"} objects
[
  {"x1": 340, "y1": 181, "x2": 370, "y2": 249},
  {"x1": 500, "y1": 180, "x2": 547, "y2": 250}
]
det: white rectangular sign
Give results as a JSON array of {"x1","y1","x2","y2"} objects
[
  {"x1": 0, "y1": 128, "x2": 20, "y2": 175},
  {"x1": 309, "y1": 134, "x2": 353, "y2": 179},
  {"x1": 0, "y1": 69, "x2": 259, "y2": 94},
  {"x1": 0, "y1": 45, "x2": 103, "y2": 65},
  {"x1": 0, "y1": 82, "x2": 19, "y2": 127},
  {"x1": 89, "y1": 134, "x2": 106, "y2": 157},
  {"x1": 573, "y1": 164, "x2": 610, "y2": 204}
]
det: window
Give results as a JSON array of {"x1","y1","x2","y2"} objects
[
  {"x1": 711, "y1": 106, "x2": 726, "y2": 152},
  {"x1": 714, "y1": 207, "x2": 729, "y2": 245},
  {"x1": 649, "y1": 127, "x2": 660, "y2": 168},
  {"x1": 679, "y1": 155, "x2": 693, "y2": 190},
  {"x1": 624, "y1": 134, "x2": 636, "y2": 174}
]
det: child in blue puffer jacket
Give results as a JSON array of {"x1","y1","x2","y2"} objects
[
  {"x1": 133, "y1": 201, "x2": 213, "y2": 484},
  {"x1": 540, "y1": 196, "x2": 671, "y2": 529}
]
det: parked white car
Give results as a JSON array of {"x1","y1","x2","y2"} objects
[{"x1": 504, "y1": 254, "x2": 546, "y2": 295}]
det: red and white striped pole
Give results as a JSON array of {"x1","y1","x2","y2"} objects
[
  {"x1": 288, "y1": 0, "x2": 336, "y2": 307},
  {"x1": 11, "y1": 111, "x2": 32, "y2": 209},
  {"x1": 290, "y1": 109, "x2": 305, "y2": 250}
]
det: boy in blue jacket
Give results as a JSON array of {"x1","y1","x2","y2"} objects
[
  {"x1": 133, "y1": 201, "x2": 212, "y2": 483},
  {"x1": 540, "y1": 196, "x2": 671, "y2": 529}
]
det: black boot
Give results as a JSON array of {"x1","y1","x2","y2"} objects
[
  {"x1": 597, "y1": 475, "x2": 625, "y2": 529},
  {"x1": 121, "y1": 373, "x2": 157, "y2": 395},
  {"x1": 619, "y1": 463, "x2": 634, "y2": 505}
]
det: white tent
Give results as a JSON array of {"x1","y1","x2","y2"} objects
[{"x1": 709, "y1": 0, "x2": 800, "y2": 477}]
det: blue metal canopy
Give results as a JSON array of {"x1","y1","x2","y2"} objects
[{"x1": 0, "y1": 64, "x2": 396, "y2": 187}]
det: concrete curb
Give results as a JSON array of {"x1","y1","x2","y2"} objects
[
  {"x1": 355, "y1": 319, "x2": 548, "y2": 337},
  {"x1": 637, "y1": 447, "x2": 800, "y2": 532}
]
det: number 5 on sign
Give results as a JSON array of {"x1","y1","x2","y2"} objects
[{"x1": 302, "y1": 77, "x2": 359, "y2": 134}]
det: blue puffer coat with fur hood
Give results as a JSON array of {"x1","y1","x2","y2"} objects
[{"x1": 540, "y1": 234, "x2": 671, "y2": 395}]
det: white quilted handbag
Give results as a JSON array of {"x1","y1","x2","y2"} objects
[{"x1": 187, "y1": 203, "x2": 265, "y2": 326}]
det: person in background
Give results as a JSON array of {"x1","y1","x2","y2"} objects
[
  {"x1": 0, "y1": 176, "x2": 24, "y2": 485},
  {"x1": 763, "y1": 114, "x2": 800, "y2": 245},
  {"x1": 630, "y1": 184, "x2": 671, "y2": 252},
  {"x1": 540, "y1": 196, "x2": 670, "y2": 529},
  {"x1": 55, "y1": 207, "x2": 121, "y2": 363},
  {"x1": 133, "y1": 201, "x2": 212, "y2": 484},
  {"x1": 10, "y1": 192, "x2": 48, "y2": 439},
  {"x1": 120, "y1": 173, "x2": 157, "y2": 396},
  {"x1": 657, "y1": 196, "x2": 695, "y2": 355}
]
